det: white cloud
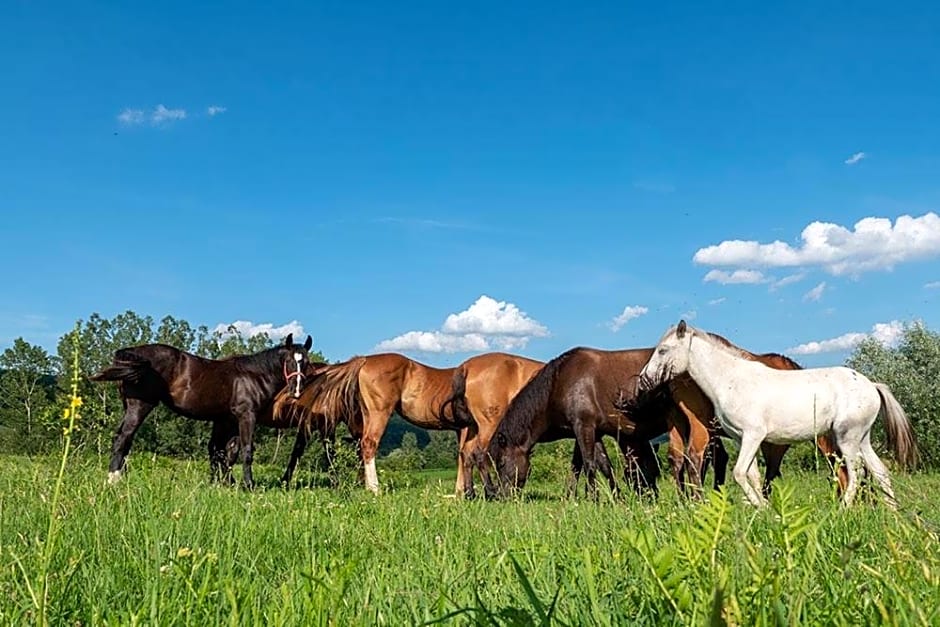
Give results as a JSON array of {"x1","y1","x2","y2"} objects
[
  {"x1": 152, "y1": 104, "x2": 186, "y2": 124},
  {"x1": 770, "y1": 272, "x2": 808, "y2": 290},
  {"x1": 703, "y1": 269, "x2": 768, "y2": 284},
  {"x1": 213, "y1": 320, "x2": 306, "y2": 342},
  {"x1": 708, "y1": 297, "x2": 726, "y2": 306},
  {"x1": 117, "y1": 104, "x2": 188, "y2": 127},
  {"x1": 374, "y1": 295, "x2": 548, "y2": 354},
  {"x1": 803, "y1": 281, "x2": 827, "y2": 302},
  {"x1": 788, "y1": 320, "x2": 904, "y2": 355},
  {"x1": 925, "y1": 281, "x2": 940, "y2": 289},
  {"x1": 681, "y1": 310, "x2": 697, "y2": 321},
  {"x1": 442, "y1": 295, "x2": 548, "y2": 337},
  {"x1": 844, "y1": 152, "x2": 866, "y2": 165},
  {"x1": 207, "y1": 105, "x2": 227, "y2": 116},
  {"x1": 694, "y1": 212, "x2": 940, "y2": 277},
  {"x1": 608, "y1": 305, "x2": 649, "y2": 332},
  {"x1": 117, "y1": 108, "x2": 145, "y2": 125}
]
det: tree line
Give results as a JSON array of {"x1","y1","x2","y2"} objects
[{"x1": 1, "y1": 311, "x2": 938, "y2": 471}]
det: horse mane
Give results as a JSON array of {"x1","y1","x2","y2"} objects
[
  {"x1": 496, "y1": 347, "x2": 580, "y2": 446},
  {"x1": 615, "y1": 378, "x2": 675, "y2": 426},
  {"x1": 759, "y1": 352, "x2": 803, "y2": 370},
  {"x1": 221, "y1": 344, "x2": 289, "y2": 376},
  {"x1": 701, "y1": 329, "x2": 802, "y2": 369},
  {"x1": 272, "y1": 356, "x2": 365, "y2": 428}
]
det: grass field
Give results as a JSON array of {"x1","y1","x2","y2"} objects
[{"x1": 2, "y1": 454, "x2": 939, "y2": 626}]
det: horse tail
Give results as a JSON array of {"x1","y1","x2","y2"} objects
[
  {"x1": 497, "y1": 349, "x2": 576, "y2": 444},
  {"x1": 874, "y1": 383, "x2": 918, "y2": 469},
  {"x1": 439, "y1": 367, "x2": 474, "y2": 427},
  {"x1": 89, "y1": 350, "x2": 151, "y2": 384}
]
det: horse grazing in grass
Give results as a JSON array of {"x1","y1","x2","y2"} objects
[
  {"x1": 640, "y1": 320, "x2": 917, "y2": 508},
  {"x1": 90, "y1": 334, "x2": 314, "y2": 489},
  {"x1": 487, "y1": 346, "x2": 676, "y2": 498},
  {"x1": 273, "y1": 352, "x2": 621, "y2": 496},
  {"x1": 624, "y1": 338, "x2": 847, "y2": 497}
]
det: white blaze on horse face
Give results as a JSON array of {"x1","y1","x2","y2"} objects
[{"x1": 292, "y1": 353, "x2": 303, "y2": 397}]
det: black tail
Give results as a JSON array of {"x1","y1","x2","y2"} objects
[
  {"x1": 439, "y1": 367, "x2": 475, "y2": 427},
  {"x1": 89, "y1": 350, "x2": 151, "y2": 384},
  {"x1": 497, "y1": 348, "x2": 578, "y2": 445}
]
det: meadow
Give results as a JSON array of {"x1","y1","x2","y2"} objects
[{"x1": 2, "y1": 452, "x2": 939, "y2": 626}]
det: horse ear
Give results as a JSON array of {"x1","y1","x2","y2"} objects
[
  {"x1": 304, "y1": 335, "x2": 313, "y2": 351},
  {"x1": 676, "y1": 320, "x2": 687, "y2": 338},
  {"x1": 284, "y1": 333, "x2": 293, "y2": 347}
]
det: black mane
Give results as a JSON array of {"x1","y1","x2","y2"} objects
[{"x1": 496, "y1": 347, "x2": 581, "y2": 446}]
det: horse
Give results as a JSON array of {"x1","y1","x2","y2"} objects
[
  {"x1": 640, "y1": 320, "x2": 918, "y2": 508},
  {"x1": 90, "y1": 334, "x2": 314, "y2": 489},
  {"x1": 623, "y1": 339, "x2": 848, "y2": 497},
  {"x1": 487, "y1": 346, "x2": 676, "y2": 498},
  {"x1": 271, "y1": 351, "x2": 620, "y2": 495},
  {"x1": 440, "y1": 353, "x2": 620, "y2": 499}
]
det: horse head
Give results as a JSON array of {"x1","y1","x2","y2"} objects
[
  {"x1": 281, "y1": 333, "x2": 314, "y2": 398},
  {"x1": 639, "y1": 319, "x2": 692, "y2": 389}
]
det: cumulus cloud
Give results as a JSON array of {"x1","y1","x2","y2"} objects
[
  {"x1": 803, "y1": 281, "x2": 827, "y2": 302},
  {"x1": 213, "y1": 320, "x2": 306, "y2": 342},
  {"x1": 788, "y1": 320, "x2": 904, "y2": 355},
  {"x1": 708, "y1": 297, "x2": 726, "y2": 306},
  {"x1": 844, "y1": 152, "x2": 866, "y2": 165},
  {"x1": 207, "y1": 105, "x2": 227, "y2": 116},
  {"x1": 374, "y1": 295, "x2": 548, "y2": 354},
  {"x1": 703, "y1": 269, "x2": 768, "y2": 284},
  {"x1": 117, "y1": 108, "x2": 145, "y2": 125},
  {"x1": 608, "y1": 305, "x2": 649, "y2": 332},
  {"x1": 681, "y1": 310, "x2": 697, "y2": 321},
  {"x1": 152, "y1": 104, "x2": 186, "y2": 124},
  {"x1": 694, "y1": 212, "x2": 940, "y2": 277},
  {"x1": 770, "y1": 273, "x2": 808, "y2": 290}
]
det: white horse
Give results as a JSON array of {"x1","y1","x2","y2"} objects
[{"x1": 639, "y1": 320, "x2": 917, "y2": 508}]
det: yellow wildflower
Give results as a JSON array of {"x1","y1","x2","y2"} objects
[
  {"x1": 176, "y1": 547, "x2": 193, "y2": 558},
  {"x1": 71, "y1": 396, "x2": 83, "y2": 409}
]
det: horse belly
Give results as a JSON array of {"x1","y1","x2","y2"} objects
[{"x1": 763, "y1": 386, "x2": 836, "y2": 443}]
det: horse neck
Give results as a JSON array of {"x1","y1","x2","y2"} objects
[{"x1": 686, "y1": 335, "x2": 746, "y2": 408}]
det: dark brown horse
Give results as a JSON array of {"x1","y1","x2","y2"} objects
[
  {"x1": 487, "y1": 347, "x2": 674, "y2": 497},
  {"x1": 627, "y1": 335, "x2": 848, "y2": 496},
  {"x1": 90, "y1": 334, "x2": 314, "y2": 489},
  {"x1": 272, "y1": 351, "x2": 619, "y2": 495}
]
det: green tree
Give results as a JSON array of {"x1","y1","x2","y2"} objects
[
  {"x1": 422, "y1": 430, "x2": 458, "y2": 469},
  {"x1": 847, "y1": 321, "x2": 940, "y2": 469},
  {"x1": 0, "y1": 338, "x2": 58, "y2": 451}
]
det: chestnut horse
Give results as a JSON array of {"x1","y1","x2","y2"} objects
[
  {"x1": 272, "y1": 352, "x2": 619, "y2": 495},
  {"x1": 626, "y1": 333, "x2": 848, "y2": 496},
  {"x1": 487, "y1": 346, "x2": 675, "y2": 497},
  {"x1": 90, "y1": 334, "x2": 314, "y2": 489}
]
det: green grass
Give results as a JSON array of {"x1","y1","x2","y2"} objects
[{"x1": 1, "y1": 454, "x2": 939, "y2": 626}]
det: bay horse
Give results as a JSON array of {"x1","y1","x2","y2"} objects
[
  {"x1": 640, "y1": 320, "x2": 918, "y2": 507},
  {"x1": 624, "y1": 341, "x2": 848, "y2": 497},
  {"x1": 90, "y1": 334, "x2": 314, "y2": 489},
  {"x1": 271, "y1": 351, "x2": 619, "y2": 495},
  {"x1": 487, "y1": 346, "x2": 675, "y2": 498}
]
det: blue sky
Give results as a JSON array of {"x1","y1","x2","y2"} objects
[{"x1": 2, "y1": 0, "x2": 939, "y2": 367}]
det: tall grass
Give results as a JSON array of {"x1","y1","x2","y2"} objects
[{"x1": 1, "y1": 452, "x2": 938, "y2": 625}]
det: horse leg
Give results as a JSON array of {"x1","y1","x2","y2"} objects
[
  {"x1": 594, "y1": 440, "x2": 619, "y2": 495},
  {"x1": 733, "y1": 433, "x2": 766, "y2": 506},
  {"x1": 817, "y1": 433, "x2": 847, "y2": 497},
  {"x1": 360, "y1": 408, "x2": 393, "y2": 495},
  {"x1": 710, "y1": 437, "x2": 728, "y2": 490},
  {"x1": 565, "y1": 442, "x2": 584, "y2": 498},
  {"x1": 573, "y1": 422, "x2": 598, "y2": 498},
  {"x1": 107, "y1": 398, "x2": 156, "y2": 484},
  {"x1": 633, "y1": 439, "x2": 661, "y2": 497},
  {"x1": 456, "y1": 426, "x2": 478, "y2": 499},
  {"x1": 233, "y1": 407, "x2": 258, "y2": 490},
  {"x1": 837, "y1": 437, "x2": 862, "y2": 507},
  {"x1": 685, "y1": 421, "x2": 710, "y2": 497},
  {"x1": 760, "y1": 443, "x2": 788, "y2": 497},
  {"x1": 208, "y1": 420, "x2": 237, "y2": 485},
  {"x1": 280, "y1": 425, "x2": 311, "y2": 488},
  {"x1": 859, "y1": 435, "x2": 897, "y2": 510},
  {"x1": 667, "y1": 427, "x2": 687, "y2": 494}
]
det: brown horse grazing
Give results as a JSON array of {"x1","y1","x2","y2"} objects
[
  {"x1": 440, "y1": 353, "x2": 621, "y2": 499},
  {"x1": 272, "y1": 351, "x2": 621, "y2": 495},
  {"x1": 487, "y1": 346, "x2": 675, "y2": 497},
  {"x1": 626, "y1": 336, "x2": 848, "y2": 496},
  {"x1": 90, "y1": 334, "x2": 314, "y2": 489}
]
